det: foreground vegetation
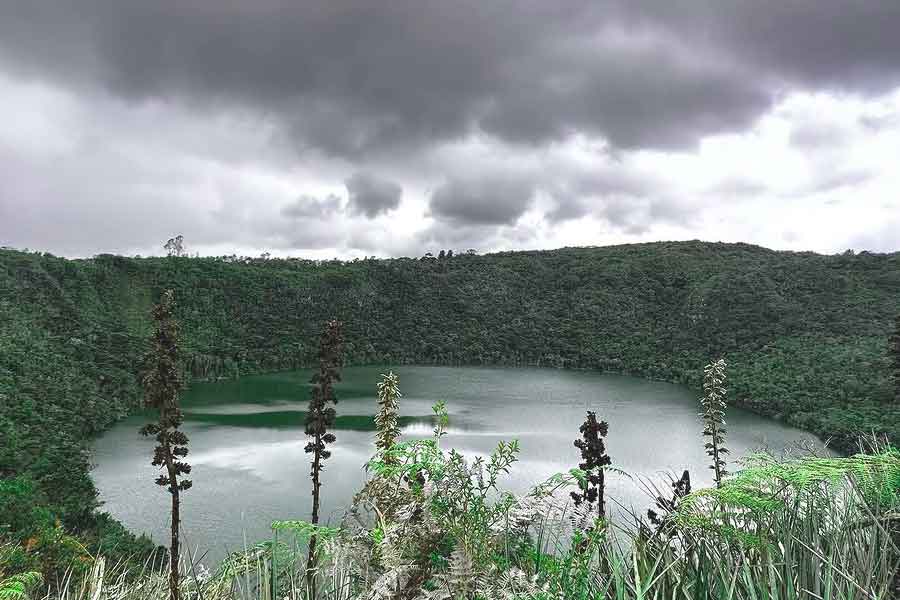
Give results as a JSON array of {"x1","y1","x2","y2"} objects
[
  {"x1": 4, "y1": 405, "x2": 898, "y2": 599},
  {"x1": 1, "y1": 241, "x2": 899, "y2": 595}
]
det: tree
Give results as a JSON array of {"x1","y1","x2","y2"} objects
[
  {"x1": 374, "y1": 371, "x2": 401, "y2": 457},
  {"x1": 891, "y1": 314, "x2": 900, "y2": 404},
  {"x1": 571, "y1": 411, "x2": 612, "y2": 519},
  {"x1": 304, "y1": 319, "x2": 343, "y2": 598},
  {"x1": 700, "y1": 358, "x2": 729, "y2": 487},
  {"x1": 163, "y1": 235, "x2": 185, "y2": 257},
  {"x1": 139, "y1": 290, "x2": 191, "y2": 600}
]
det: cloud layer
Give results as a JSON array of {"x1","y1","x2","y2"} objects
[
  {"x1": 345, "y1": 172, "x2": 402, "y2": 218},
  {"x1": 1, "y1": 1, "x2": 899, "y2": 257}
]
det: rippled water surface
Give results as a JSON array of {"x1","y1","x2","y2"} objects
[{"x1": 92, "y1": 366, "x2": 826, "y2": 563}]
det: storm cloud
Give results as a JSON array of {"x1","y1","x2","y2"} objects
[
  {"x1": 429, "y1": 175, "x2": 536, "y2": 226},
  {"x1": 345, "y1": 172, "x2": 402, "y2": 218},
  {"x1": 0, "y1": 1, "x2": 899, "y2": 256},
  {"x1": 282, "y1": 194, "x2": 343, "y2": 219},
  {"x1": 3, "y1": 1, "x2": 900, "y2": 155}
]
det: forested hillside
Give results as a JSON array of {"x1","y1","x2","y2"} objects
[{"x1": 1, "y1": 241, "x2": 898, "y2": 561}]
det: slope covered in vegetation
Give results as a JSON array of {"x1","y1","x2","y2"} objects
[{"x1": 1, "y1": 241, "x2": 898, "y2": 567}]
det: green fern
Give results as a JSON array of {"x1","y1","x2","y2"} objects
[
  {"x1": 720, "y1": 449, "x2": 898, "y2": 506},
  {"x1": 0, "y1": 572, "x2": 42, "y2": 600},
  {"x1": 271, "y1": 519, "x2": 341, "y2": 541},
  {"x1": 677, "y1": 449, "x2": 900, "y2": 542}
]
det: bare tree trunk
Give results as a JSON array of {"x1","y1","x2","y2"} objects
[
  {"x1": 598, "y1": 469, "x2": 605, "y2": 518},
  {"x1": 170, "y1": 487, "x2": 180, "y2": 600},
  {"x1": 163, "y1": 425, "x2": 181, "y2": 600},
  {"x1": 306, "y1": 434, "x2": 321, "y2": 600},
  {"x1": 710, "y1": 422, "x2": 723, "y2": 487}
]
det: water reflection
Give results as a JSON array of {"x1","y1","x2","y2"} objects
[{"x1": 91, "y1": 365, "x2": 828, "y2": 564}]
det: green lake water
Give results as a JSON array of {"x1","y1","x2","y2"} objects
[{"x1": 91, "y1": 366, "x2": 828, "y2": 564}]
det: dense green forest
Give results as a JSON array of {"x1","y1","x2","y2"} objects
[{"x1": 1, "y1": 241, "x2": 898, "y2": 572}]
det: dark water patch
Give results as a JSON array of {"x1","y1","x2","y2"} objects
[{"x1": 185, "y1": 410, "x2": 433, "y2": 431}]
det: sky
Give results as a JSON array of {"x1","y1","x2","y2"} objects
[{"x1": 1, "y1": 1, "x2": 899, "y2": 259}]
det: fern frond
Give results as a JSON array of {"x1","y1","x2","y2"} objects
[{"x1": 0, "y1": 572, "x2": 42, "y2": 600}]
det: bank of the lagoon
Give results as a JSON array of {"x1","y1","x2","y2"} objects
[{"x1": 91, "y1": 365, "x2": 829, "y2": 564}]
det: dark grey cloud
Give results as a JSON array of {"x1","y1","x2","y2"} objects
[
  {"x1": 666, "y1": 3, "x2": 900, "y2": 93},
  {"x1": 1, "y1": 1, "x2": 899, "y2": 257},
  {"x1": 546, "y1": 197, "x2": 590, "y2": 224},
  {"x1": 545, "y1": 165, "x2": 663, "y2": 223},
  {"x1": 429, "y1": 175, "x2": 536, "y2": 225},
  {"x1": 478, "y1": 41, "x2": 771, "y2": 149},
  {"x1": 2, "y1": 1, "x2": 899, "y2": 158},
  {"x1": 282, "y1": 194, "x2": 342, "y2": 219},
  {"x1": 345, "y1": 172, "x2": 402, "y2": 218},
  {"x1": 590, "y1": 195, "x2": 691, "y2": 235}
]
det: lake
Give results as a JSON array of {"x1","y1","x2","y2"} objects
[{"x1": 91, "y1": 366, "x2": 827, "y2": 564}]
